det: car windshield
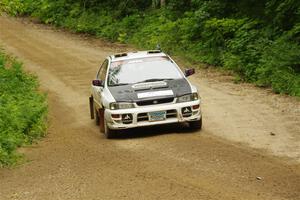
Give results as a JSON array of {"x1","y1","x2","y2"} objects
[{"x1": 108, "y1": 56, "x2": 183, "y2": 86}]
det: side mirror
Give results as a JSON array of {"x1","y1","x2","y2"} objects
[
  {"x1": 184, "y1": 68, "x2": 195, "y2": 77},
  {"x1": 92, "y1": 79, "x2": 104, "y2": 87}
]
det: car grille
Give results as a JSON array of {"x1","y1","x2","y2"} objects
[
  {"x1": 136, "y1": 97, "x2": 174, "y2": 106},
  {"x1": 137, "y1": 109, "x2": 177, "y2": 122}
]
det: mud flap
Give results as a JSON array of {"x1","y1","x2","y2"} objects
[
  {"x1": 89, "y1": 96, "x2": 94, "y2": 119},
  {"x1": 99, "y1": 108, "x2": 105, "y2": 133}
]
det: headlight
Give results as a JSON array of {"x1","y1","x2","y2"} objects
[
  {"x1": 110, "y1": 102, "x2": 135, "y2": 110},
  {"x1": 177, "y1": 93, "x2": 199, "y2": 103}
]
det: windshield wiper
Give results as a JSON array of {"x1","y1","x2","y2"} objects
[
  {"x1": 137, "y1": 78, "x2": 174, "y2": 83},
  {"x1": 110, "y1": 83, "x2": 130, "y2": 87}
]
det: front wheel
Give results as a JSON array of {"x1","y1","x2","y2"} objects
[
  {"x1": 104, "y1": 118, "x2": 116, "y2": 139},
  {"x1": 98, "y1": 108, "x2": 105, "y2": 133},
  {"x1": 189, "y1": 118, "x2": 202, "y2": 130}
]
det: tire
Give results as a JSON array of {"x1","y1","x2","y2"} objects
[
  {"x1": 104, "y1": 117, "x2": 116, "y2": 139},
  {"x1": 89, "y1": 96, "x2": 94, "y2": 119},
  {"x1": 189, "y1": 118, "x2": 202, "y2": 130},
  {"x1": 95, "y1": 109, "x2": 100, "y2": 126},
  {"x1": 99, "y1": 108, "x2": 105, "y2": 133}
]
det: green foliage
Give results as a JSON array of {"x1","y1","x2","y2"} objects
[
  {"x1": 199, "y1": 18, "x2": 247, "y2": 65},
  {"x1": 0, "y1": 0, "x2": 26, "y2": 16},
  {"x1": 265, "y1": 0, "x2": 300, "y2": 31},
  {"x1": 1, "y1": 0, "x2": 300, "y2": 96},
  {"x1": 222, "y1": 20, "x2": 268, "y2": 79},
  {"x1": 30, "y1": 0, "x2": 72, "y2": 25},
  {"x1": 256, "y1": 34, "x2": 300, "y2": 95},
  {"x1": 0, "y1": 51, "x2": 47, "y2": 166}
]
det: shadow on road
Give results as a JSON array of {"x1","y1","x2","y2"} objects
[{"x1": 113, "y1": 123, "x2": 200, "y2": 139}]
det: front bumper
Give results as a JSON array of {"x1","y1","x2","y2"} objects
[{"x1": 104, "y1": 100, "x2": 201, "y2": 130}]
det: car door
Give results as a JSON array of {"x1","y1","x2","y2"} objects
[{"x1": 92, "y1": 59, "x2": 108, "y2": 108}]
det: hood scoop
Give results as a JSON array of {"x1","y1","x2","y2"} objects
[{"x1": 132, "y1": 81, "x2": 168, "y2": 91}]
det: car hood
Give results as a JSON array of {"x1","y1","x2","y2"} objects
[{"x1": 108, "y1": 79, "x2": 192, "y2": 102}]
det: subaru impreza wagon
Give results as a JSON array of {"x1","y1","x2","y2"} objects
[{"x1": 89, "y1": 50, "x2": 202, "y2": 138}]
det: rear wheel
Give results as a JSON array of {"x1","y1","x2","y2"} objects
[
  {"x1": 95, "y1": 109, "x2": 100, "y2": 126},
  {"x1": 189, "y1": 118, "x2": 202, "y2": 130},
  {"x1": 98, "y1": 108, "x2": 105, "y2": 133},
  {"x1": 89, "y1": 96, "x2": 95, "y2": 119}
]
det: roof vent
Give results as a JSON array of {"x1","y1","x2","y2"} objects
[
  {"x1": 114, "y1": 53, "x2": 128, "y2": 58},
  {"x1": 148, "y1": 50, "x2": 162, "y2": 54}
]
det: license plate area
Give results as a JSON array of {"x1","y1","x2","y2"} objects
[{"x1": 148, "y1": 111, "x2": 166, "y2": 122}]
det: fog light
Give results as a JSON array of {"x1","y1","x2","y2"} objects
[
  {"x1": 182, "y1": 107, "x2": 192, "y2": 114},
  {"x1": 192, "y1": 104, "x2": 200, "y2": 110},
  {"x1": 122, "y1": 114, "x2": 133, "y2": 124}
]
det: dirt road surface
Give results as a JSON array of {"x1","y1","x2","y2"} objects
[{"x1": 0, "y1": 15, "x2": 299, "y2": 200}]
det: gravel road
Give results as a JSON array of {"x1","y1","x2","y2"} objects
[{"x1": 0, "y1": 16, "x2": 299, "y2": 200}]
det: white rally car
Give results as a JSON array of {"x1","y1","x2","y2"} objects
[{"x1": 89, "y1": 50, "x2": 202, "y2": 138}]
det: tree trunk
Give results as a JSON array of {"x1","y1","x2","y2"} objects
[
  {"x1": 152, "y1": 0, "x2": 165, "y2": 8},
  {"x1": 152, "y1": 0, "x2": 157, "y2": 8}
]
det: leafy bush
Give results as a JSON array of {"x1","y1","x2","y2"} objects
[
  {"x1": 222, "y1": 20, "x2": 268, "y2": 80},
  {"x1": 256, "y1": 34, "x2": 300, "y2": 95},
  {"x1": 0, "y1": 0, "x2": 26, "y2": 16},
  {"x1": 0, "y1": 51, "x2": 47, "y2": 166}
]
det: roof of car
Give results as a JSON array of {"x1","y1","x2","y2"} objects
[{"x1": 110, "y1": 50, "x2": 167, "y2": 62}]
